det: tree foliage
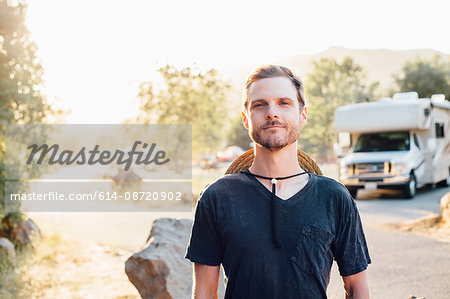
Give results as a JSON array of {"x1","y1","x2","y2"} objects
[
  {"x1": 135, "y1": 65, "x2": 229, "y2": 155},
  {"x1": 395, "y1": 56, "x2": 450, "y2": 99},
  {"x1": 0, "y1": 1, "x2": 53, "y2": 124},
  {"x1": 300, "y1": 57, "x2": 379, "y2": 159},
  {"x1": 226, "y1": 114, "x2": 252, "y2": 151},
  {"x1": 1, "y1": 0, "x2": 57, "y2": 222}
]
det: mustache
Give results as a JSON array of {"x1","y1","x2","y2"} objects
[{"x1": 261, "y1": 120, "x2": 286, "y2": 129}]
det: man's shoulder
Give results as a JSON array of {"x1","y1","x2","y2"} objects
[
  {"x1": 311, "y1": 174, "x2": 362, "y2": 222},
  {"x1": 311, "y1": 173, "x2": 348, "y2": 192},
  {"x1": 310, "y1": 173, "x2": 354, "y2": 203},
  {"x1": 198, "y1": 172, "x2": 248, "y2": 200}
]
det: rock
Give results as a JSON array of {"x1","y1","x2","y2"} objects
[
  {"x1": 10, "y1": 218, "x2": 42, "y2": 248},
  {"x1": 125, "y1": 218, "x2": 191, "y2": 299},
  {"x1": 125, "y1": 218, "x2": 225, "y2": 299},
  {"x1": 0, "y1": 237, "x2": 16, "y2": 267},
  {"x1": 113, "y1": 168, "x2": 142, "y2": 188},
  {"x1": 441, "y1": 192, "x2": 450, "y2": 224},
  {"x1": 125, "y1": 256, "x2": 171, "y2": 299}
]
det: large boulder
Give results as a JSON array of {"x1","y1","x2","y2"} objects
[
  {"x1": 441, "y1": 192, "x2": 450, "y2": 224},
  {"x1": 0, "y1": 237, "x2": 16, "y2": 268},
  {"x1": 125, "y1": 218, "x2": 225, "y2": 299}
]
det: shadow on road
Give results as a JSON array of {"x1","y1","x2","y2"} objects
[
  {"x1": 356, "y1": 185, "x2": 448, "y2": 201},
  {"x1": 352, "y1": 185, "x2": 449, "y2": 225}
]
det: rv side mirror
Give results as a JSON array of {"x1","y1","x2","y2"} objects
[
  {"x1": 333, "y1": 143, "x2": 343, "y2": 158},
  {"x1": 427, "y1": 138, "x2": 437, "y2": 152}
]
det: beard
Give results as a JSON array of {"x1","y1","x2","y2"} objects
[{"x1": 250, "y1": 120, "x2": 300, "y2": 151}]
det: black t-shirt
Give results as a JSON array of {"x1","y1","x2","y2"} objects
[{"x1": 185, "y1": 171, "x2": 371, "y2": 299}]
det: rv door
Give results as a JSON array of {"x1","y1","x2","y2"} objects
[{"x1": 421, "y1": 138, "x2": 437, "y2": 184}]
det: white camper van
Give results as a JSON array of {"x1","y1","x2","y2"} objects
[{"x1": 334, "y1": 92, "x2": 450, "y2": 199}]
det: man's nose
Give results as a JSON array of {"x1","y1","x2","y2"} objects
[{"x1": 265, "y1": 103, "x2": 279, "y2": 120}]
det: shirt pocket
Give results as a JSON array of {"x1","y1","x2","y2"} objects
[{"x1": 292, "y1": 224, "x2": 334, "y2": 274}]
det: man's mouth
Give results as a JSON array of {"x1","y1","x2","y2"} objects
[
  {"x1": 262, "y1": 123, "x2": 285, "y2": 129},
  {"x1": 263, "y1": 126, "x2": 283, "y2": 129}
]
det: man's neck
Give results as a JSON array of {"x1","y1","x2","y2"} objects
[{"x1": 249, "y1": 142, "x2": 303, "y2": 177}]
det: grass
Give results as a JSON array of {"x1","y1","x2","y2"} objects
[
  {"x1": 0, "y1": 233, "x2": 68, "y2": 298},
  {"x1": 0, "y1": 243, "x2": 34, "y2": 298}
]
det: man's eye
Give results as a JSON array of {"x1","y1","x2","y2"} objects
[
  {"x1": 281, "y1": 101, "x2": 290, "y2": 105},
  {"x1": 253, "y1": 103, "x2": 264, "y2": 107}
]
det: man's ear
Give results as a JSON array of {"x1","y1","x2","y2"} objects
[
  {"x1": 300, "y1": 106, "x2": 307, "y2": 127},
  {"x1": 242, "y1": 110, "x2": 249, "y2": 129}
]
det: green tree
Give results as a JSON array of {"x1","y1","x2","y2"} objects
[
  {"x1": 226, "y1": 114, "x2": 252, "y2": 150},
  {"x1": 395, "y1": 56, "x2": 450, "y2": 99},
  {"x1": 1, "y1": 1, "x2": 57, "y2": 224},
  {"x1": 135, "y1": 65, "x2": 229, "y2": 156},
  {"x1": 301, "y1": 57, "x2": 379, "y2": 159}
]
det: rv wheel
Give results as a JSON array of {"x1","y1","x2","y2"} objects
[
  {"x1": 436, "y1": 172, "x2": 450, "y2": 187},
  {"x1": 404, "y1": 173, "x2": 416, "y2": 199}
]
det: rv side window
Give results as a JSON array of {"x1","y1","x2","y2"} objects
[
  {"x1": 435, "y1": 123, "x2": 445, "y2": 138},
  {"x1": 413, "y1": 134, "x2": 421, "y2": 149}
]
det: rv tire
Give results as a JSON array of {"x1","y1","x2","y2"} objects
[
  {"x1": 437, "y1": 173, "x2": 450, "y2": 187},
  {"x1": 437, "y1": 167, "x2": 450, "y2": 187},
  {"x1": 404, "y1": 173, "x2": 416, "y2": 199}
]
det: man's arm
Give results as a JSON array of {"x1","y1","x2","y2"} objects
[
  {"x1": 193, "y1": 263, "x2": 220, "y2": 299},
  {"x1": 342, "y1": 270, "x2": 369, "y2": 299}
]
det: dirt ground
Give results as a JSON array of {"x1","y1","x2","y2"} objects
[
  {"x1": 18, "y1": 234, "x2": 140, "y2": 299},
  {"x1": 382, "y1": 215, "x2": 450, "y2": 243}
]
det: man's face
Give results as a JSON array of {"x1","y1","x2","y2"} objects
[{"x1": 242, "y1": 76, "x2": 307, "y2": 151}]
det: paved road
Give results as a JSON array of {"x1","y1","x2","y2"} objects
[
  {"x1": 327, "y1": 185, "x2": 450, "y2": 299},
  {"x1": 29, "y1": 184, "x2": 450, "y2": 299}
]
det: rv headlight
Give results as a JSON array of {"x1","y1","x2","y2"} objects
[{"x1": 393, "y1": 163, "x2": 407, "y2": 175}]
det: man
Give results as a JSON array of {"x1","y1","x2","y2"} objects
[{"x1": 185, "y1": 65, "x2": 371, "y2": 298}]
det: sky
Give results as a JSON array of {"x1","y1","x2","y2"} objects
[{"x1": 25, "y1": 0, "x2": 449, "y2": 124}]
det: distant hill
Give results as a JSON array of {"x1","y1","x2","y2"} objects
[
  {"x1": 280, "y1": 47, "x2": 448, "y2": 88},
  {"x1": 220, "y1": 47, "x2": 448, "y2": 109}
]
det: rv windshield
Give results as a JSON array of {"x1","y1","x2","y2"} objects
[{"x1": 354, "y1": 132, "x2": 410, "y2": 152}]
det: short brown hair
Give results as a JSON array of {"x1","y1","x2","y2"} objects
[{"x1": 243, "y1": 65, "x2": 305, "y2": 110}]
